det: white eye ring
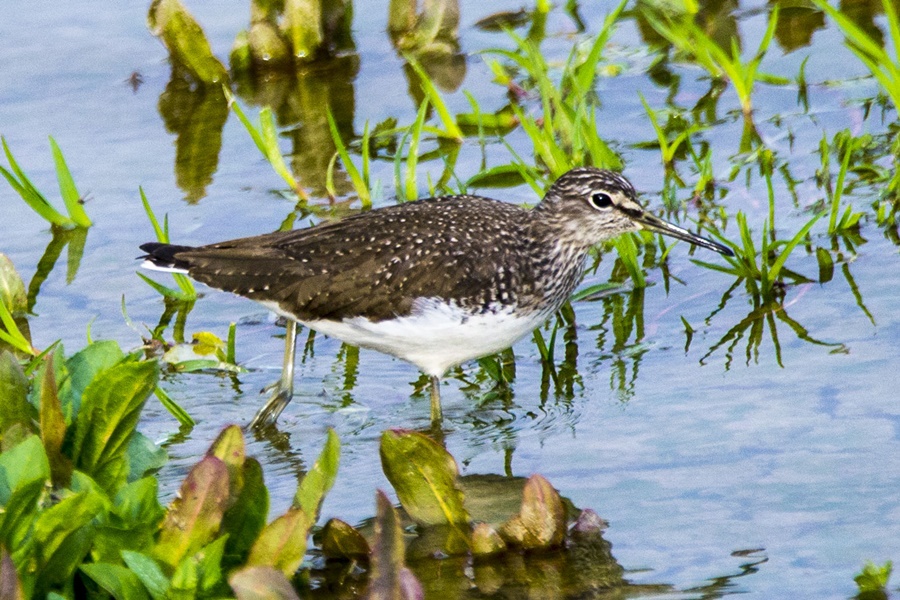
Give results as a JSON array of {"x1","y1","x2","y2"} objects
[{"x1": 590, "y1": 192, "x2": 613, "y2": 209}]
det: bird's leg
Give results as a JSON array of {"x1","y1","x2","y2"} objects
[
  {"x1": 250, "y1": 320, "x2": 298, "y2": 429},
  {"x1": 429, "y1": 375, "x2": 442, "y2": 424}
]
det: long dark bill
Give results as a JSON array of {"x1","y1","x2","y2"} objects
[{"x1": 635, "y1": 212, "x2": 734, "y2": 256}]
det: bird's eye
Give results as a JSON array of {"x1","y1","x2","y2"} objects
[{"x1": 590, "y1": 192, "x2": 613, "y2": 209}]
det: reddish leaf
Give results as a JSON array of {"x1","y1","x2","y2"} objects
[
  {"x1": 365, "y1": 490, "x2": 423, "y2": 600},
  {"x1": 154, "y1": 456, "x2": 230, "y2": 570},
  {"x1": 39, "y1": 354, "x2": 71, "y2": 488}
]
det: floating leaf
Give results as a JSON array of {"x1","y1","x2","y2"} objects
[
  {"x1": 229, "y1": 565, "x2": 301, "y2": 600},
  {"x1": 154, "y1": 456, "x2": 231, "y2": 570},
  {"x1": 366, "y1": 490, "x2": 423, "y2": 600},
  {"x1": 379, "y1": 429, "x2": 468, "y2": 527},
  {"x1": 247, "y1": 507, "x2": 312, "y2": 576},
  {"x1": 294, "y1": 428, "x2": 339, "y2": 520},
  {"x1": 320, "y1": 518, "x2": 370, "y2": 560},
  {"x1": 192, "y1": 331, "x2": 225, "y2": 356},
  {"x1": 498, "y1": 474, "x2": 566, "y2": 550}
]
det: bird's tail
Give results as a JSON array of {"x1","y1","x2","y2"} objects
[{"x1": 139, "y1": 242, "x2": 194, "y2": 274}]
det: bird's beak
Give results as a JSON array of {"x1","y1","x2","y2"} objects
[{"x1": 634, "y1": 212, "x2": 734, "y2": 256}]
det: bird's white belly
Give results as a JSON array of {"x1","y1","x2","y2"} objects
[{"x1": 261, "y1": 298, "x2": 548, "y2": 377}]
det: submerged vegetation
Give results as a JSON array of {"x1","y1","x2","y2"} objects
[{"x1": 2, "y1": 0, "x2": 900, "y2": 596}]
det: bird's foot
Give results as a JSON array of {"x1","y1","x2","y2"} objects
[{"x1": 249, "y1": 381, "x2": 294, "y2": 429}]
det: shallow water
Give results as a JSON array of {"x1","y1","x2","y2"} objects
[{"x1": 2, "y1": 0, "x2": 899, "y2": 597}]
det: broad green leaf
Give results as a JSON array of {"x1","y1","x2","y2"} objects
[
  {"x1": 0, "y1": 480, "x2": 45, "y2": 559},
  {"x1": 127, "y1": 431, "x2": 168, "y2": 483},
  {"x1": 71, "y1": 360, "x2": 158, "y2": 493},
  {"x1": 0, "y1": 352, "x2": 35, "y2": 436},
  {"x1": 33, "y1": 486, "x2": 106, "y2": 585},
  {"x1": 0, "y1": 435, "x2": 49, "y2": 503},
  {"x1": 39, "y1": 354, "x2": 71, "y2": 488},
  {"x1": 222, "y1": 458, "x2": 268, "y2": 568},
  {"x1": 366, "y1": 490, "x2": 423, "y2": 600},
  {"x1": 61, "y1": 340, "x2": 124, "y2": 419},
  {"x1": 154, "y1": 456, "x2": 231, "y2": 570},
  {"x1": 319, "y1": 518, "x2": 370, "y2": 560},
  {"x1": 80, "y1": 563, "x2": 150, "y2": 600},
  {"x1": 228, "y1": 565, "x2": 301, "y2": 600},
  {"x1": 121, "y1": 551, "x2": 169, "y2": 600},
  {"x1": 498, "y1": 474, "x2": 566, "y2": 550},
  {"x1": 379, "y1": 429, "x2": 468, "y2": 527},
  {"x1": 170, "y1": 535, "x2": 228, "y2": 595},
  {"x1": 294, "y1": 427, "x2": 339, "y2": 520},
  {"x1": 147, "y1": 0, "x2": 228, "y2": 83},
  {"x1": 93, "y1": 477, "x2": 164, "y2": 562},
  {"x1": 247, "y1": 507, "x2": 312, "y2": 576}
]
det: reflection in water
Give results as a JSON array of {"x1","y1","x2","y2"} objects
[
  {"x1": 305, "y1": 472, "x2": 765, "y2": 598},
  {"x1": 157, "y1": 71, "x2": 228, "y2": 203},
  {"x1": 233, "y1": 55, "x2": 360, "y2": 198},
  {"x1": 771, "y1": 1, "x2": 826, "y2": 51},
  {"x1": 590, "y1": 286, "x2": 647, "y2": 404},
  {"x1": 699, "y1": 279, "x2": 847, "y2": 369},
  {"x1": 26, "y1": 226, "x2": 88, "y2": 311}
]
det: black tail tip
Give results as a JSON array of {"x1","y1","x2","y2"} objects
[{"x1": 139, "y1": 242, "x2": 194, "y2": 267}]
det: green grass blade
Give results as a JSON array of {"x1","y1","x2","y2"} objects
[
  {"x1": 768, "y1": 212, "x2": 824, "y2": 284},
  {"x1": 569, "y1": 0, "x2": 627, "y2": 94},
  {"x1": 137, "y1": 272, "x2": 195, "y2": 301},
  {"x1": 49, "y1": 137, "x2": 91, "y2": 227},
  {"x1": 0, "y1": 297, "x2": 35, "y2": 355},
  {"x1": 404, "y1": 100, "x2": 429, "y2": 201},
  {"x1": 406, "y1": 57, "x2": 463, "y2": 141},
  {"x1": 326, "y1": 109, "x2": 371, "y2": 207},
  {"x1": 154, "y1": 385, "x2": 195, "y2": 427},
  {"x1": 140, "y1": 187, "x2": 168, "y2": 243},
  {"x1": 1, "y1": 138, "x2": 73, "y2": 227}
]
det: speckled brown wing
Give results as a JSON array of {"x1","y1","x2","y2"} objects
[{"x1": 171, "y1": 196, "x2": 534, "y2": 322}]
